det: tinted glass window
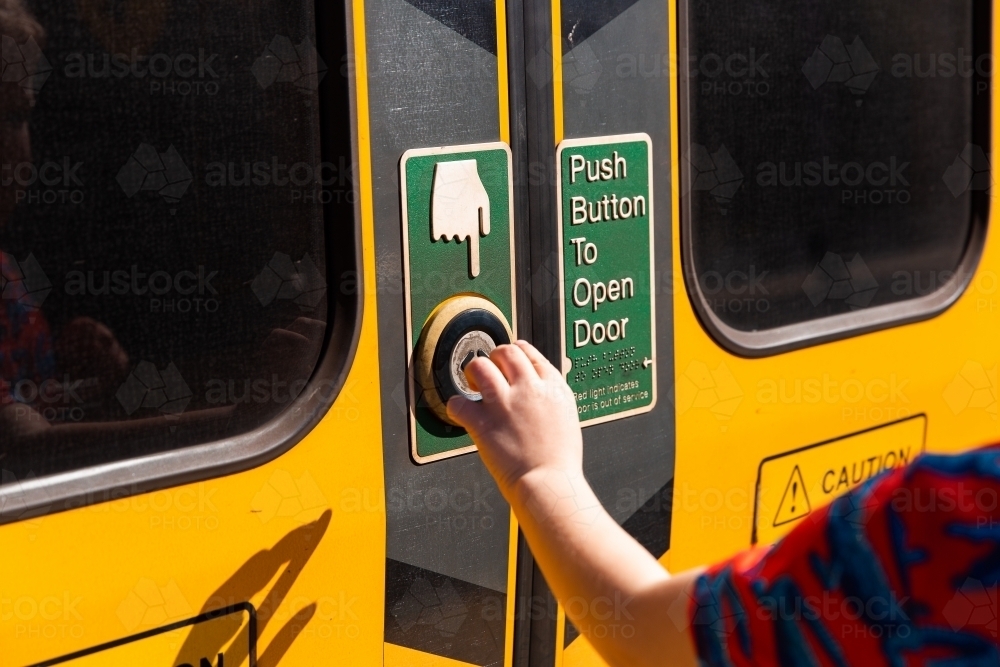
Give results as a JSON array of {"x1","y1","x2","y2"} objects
[
  {"x1": 682, "y1": 0, "x2": 988, "y2": 334},
  {"x1": 1, "y1": 0, "x2": 346, "y2": 481}
]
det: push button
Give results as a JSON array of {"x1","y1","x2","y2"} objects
[{"x1": 414, "y1": 295, "x2": 512, "y2": 425}]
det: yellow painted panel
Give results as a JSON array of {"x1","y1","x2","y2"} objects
[
  {"x1": 384, "y1": 642, "x2": 477, "y2": 667},
  {"x1": 753, "y1": 416, "x2": 926, "y2": 545},
  {"x1": 554, "y1": 606, "x2": 565, "y2": 667},
  {"x1": 562, "y1": 635, "x2": 607, "y2": 667},
  {"x1": 551, "y1": 0, "x2": 563, "y2": 143},
  {"x1": 668, "y1": 1, "x2": 1000, "y2": 574},
  {"x1": 496, "y1": 0, "x2": 510, "y2": 145}
]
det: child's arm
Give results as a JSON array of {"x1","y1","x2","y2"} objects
[{"x1": 447, "y1": 341, "x2": 702, "y2": 667}]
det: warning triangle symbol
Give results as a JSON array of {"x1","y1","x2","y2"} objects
[{"x1": 773, "y1": 465, "x2": 811, "y2": 527}]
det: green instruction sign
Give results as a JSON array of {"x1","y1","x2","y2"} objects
[
  {"x1": 557, "y1": 134, "x2": 656, "y2": 426},
  {"x1": 400, "y1": 143, "x2": 516, "y2": 463}
]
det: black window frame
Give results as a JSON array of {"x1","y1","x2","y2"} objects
[
  {"x1": 678, "y1": 0, "x2": 992, "y2": 358},
  {"x1": 0, "y1": 0, "x2": 362, "y2": 524}
]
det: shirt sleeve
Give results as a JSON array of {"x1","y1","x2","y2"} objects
[{"x1": 688, "y1": 446, "x2": 1000, "y2": 667}]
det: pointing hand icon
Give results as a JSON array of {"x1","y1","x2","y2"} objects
[{"x1": 431, "y1": 159, "x2": 491, "y2": 277}]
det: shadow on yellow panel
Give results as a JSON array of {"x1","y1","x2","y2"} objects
[
  {"x1": 39, "y1": 511, "x2": 332, "y2": 667},
  {"x1": 175, "y1": 510, "x2": 332, "y2": 666}
]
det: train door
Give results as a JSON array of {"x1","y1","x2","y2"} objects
[{"x1": 493, "y1": 0, "x2": 999, "y2": 664}]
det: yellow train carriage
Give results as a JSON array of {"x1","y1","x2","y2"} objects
[{"x1": 0, "y1": 0, "x2": 996, "y2": 666}]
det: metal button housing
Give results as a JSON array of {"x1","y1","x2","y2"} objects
[{"x1": 413, "y1": 296, "x2": 513, "y2": 426}]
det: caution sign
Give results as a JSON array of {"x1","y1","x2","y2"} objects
[
  {"x1": 32, "y1": 604, "x2": 256, "y2": 667},
  {"x1": 753, "y1": 416, "x2": 926, "y2": 545},
  {"x1": 556, "y1": 134, "x2": 656, "y2": 427}
]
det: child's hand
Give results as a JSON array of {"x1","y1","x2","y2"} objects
[
  {"x1": 446, "y1": 341, "x2": 583, "y2": 497},
  {"x1": 449, "y1": 341, "x2": 700, "y2": 667}
]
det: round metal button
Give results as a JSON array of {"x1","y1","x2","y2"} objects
[
  {"x1": 449, "y1": 330, "x2": 498, "y2": 400},
  {"x1": 431, "y1": 308, "x2": 511, "y2": 408}
]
